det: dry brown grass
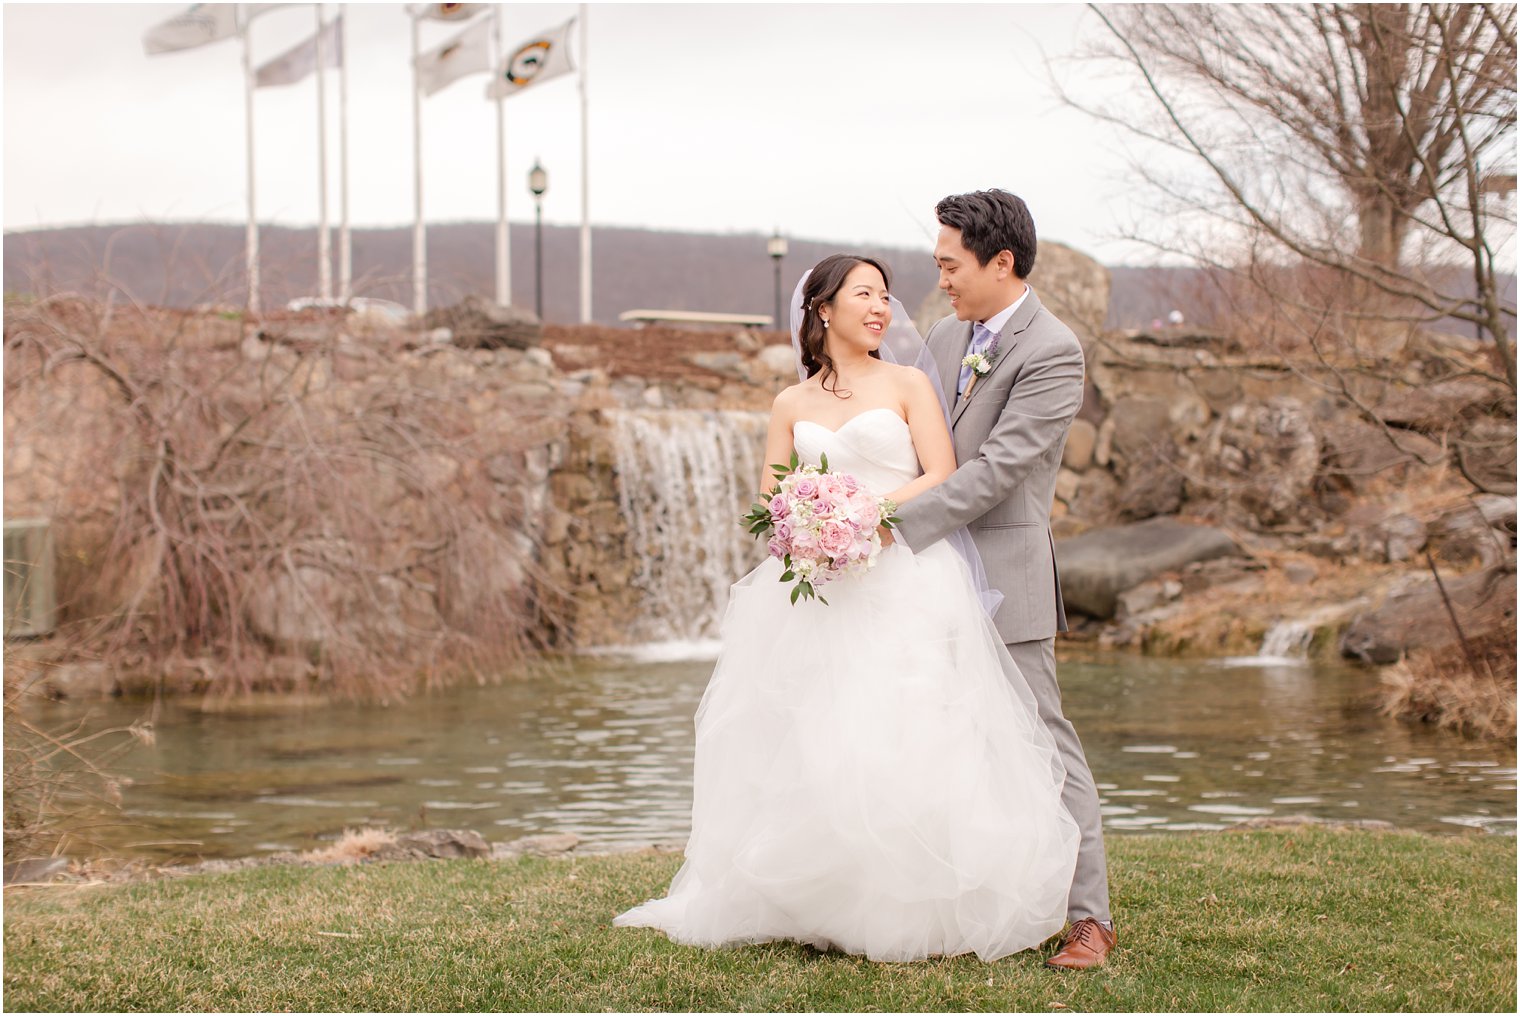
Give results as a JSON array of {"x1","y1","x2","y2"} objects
[
  {"x1": 1380, "y1": 625, "x2": 1518, "y2": 739},
  {"x1": 3, "y1": 672, "x2": 154, "y2": 863},
  {"x1": 300, "y1": 827, "x2": 397, "y2": 865}
]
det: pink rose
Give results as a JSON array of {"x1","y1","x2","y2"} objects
[
  {"x1": 767, "y1": 536, "x2": 786, "y2": 560},
  {"x1": 826, "y1": 480, "x2": 863, "y2": 504},
  {"x1": 775, "y1": 520, "x2": 793, "y2": 543},
  {"x1": 841, "y1": 474, "x2": 860, "y2": 494},
  {"x1": 790, "y1": 529, "x2": 820, "y2": 557},
  {"x1": 769, "y1": 494, "x2": 787, "y2": 517},
  {"x1": 793, "y1": 477, "x2": 818, "y2": 499},
  {"x1": 851, "y1": 500, "x2": 881, "y2": 530},
  {"x1": 819, "y1": 520, "x2": 854, "y2": 556}
]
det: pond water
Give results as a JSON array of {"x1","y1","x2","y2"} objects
[{"x1": 19, "y1": 650, "x2": 1516, "y2": 862}]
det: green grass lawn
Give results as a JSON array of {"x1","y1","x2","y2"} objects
[{"x1": 4, "y1": 828, "x2": 1514, "y2": 1012}]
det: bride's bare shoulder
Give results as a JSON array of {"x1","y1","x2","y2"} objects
[
  {"x1": 771, "y1": 379, "x2": 813, "y2": 417},
  {"x1": 884, "y1": 362, "x2": 937, "y2": 395}
]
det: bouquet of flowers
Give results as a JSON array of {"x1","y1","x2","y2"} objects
[{"x1": 742, "y1": 453, "x2": 900, "y2": 605}]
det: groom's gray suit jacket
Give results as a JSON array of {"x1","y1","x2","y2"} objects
[{"x1": 894, "y1": 287, "x2": 1085, "y2": 645}]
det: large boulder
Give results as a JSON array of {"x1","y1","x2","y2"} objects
[
  {"x1": 1057, "y1": 516, "x2": 1245, "y2": 619},
  {"x1": 1106, "y1": 396, "x2": 1173, "y2": 470},
  {"x1": 1455, "y1": 415, "x2": 1518, "y2": 495},
  {"x1": 374, "y1": 829, "x2": 491, "y2": 861},
  {"x1": 1429, "y1": 495, "x2": 1518, "y2": 568},
  {"x1": 1116, "y1": 448, "x2": 1185, "y2": 522},
  {"x1": 1373, "y1": 377, "x2": 1510, "y2": 432},
  {"x1": 1339, "y1": 564, "x2": 1515, "y2": 664},
  {"x1": 423, "y1": 296, "x2": 542, "y2": 350},
  {"x1": 1318, "y1": 416, "x2": 1446, "y2": 494},
  {"x1": 1027, "y1": 240, "x2": 1111, "y2": 341}
]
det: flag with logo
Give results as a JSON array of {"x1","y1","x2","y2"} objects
[
  {"x1": 416, "y1": 14, "x2": 494, "y2": 96},
  {"x1": 142, "y1": 3, "x2": 240, "y2": 55},
  {"x1": 486, "y1": 18, "x2": 576, "y2": 100},
  {"x1": 255, "y1": 17, "x2": 342, "y2": 88},
  {"x1": 409, "y1": 3, "x2": 487, "y2": 21}
]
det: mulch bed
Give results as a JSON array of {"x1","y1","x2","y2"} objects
[{"x1": 542, "y1": 323, "x2": 789, "y2": 382}]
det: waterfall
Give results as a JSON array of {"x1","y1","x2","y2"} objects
[
  {"x1": 1259, "y1": 620, "x2": 1315, "y2": 660},
  {"x1": 1222, "y1": 605, "x2": 1344, "y2": 667},
  {"x1": 609, "y1": 409, "x2": 770, "y2": 647}
]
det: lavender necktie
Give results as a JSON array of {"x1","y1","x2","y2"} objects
[{"x1": 956, "y1": 323, "x2": 996, "y2": 397}]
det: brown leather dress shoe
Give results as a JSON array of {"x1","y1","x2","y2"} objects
[{"x1": 1045, "y1": 917, "x2": 1116, "y2": 970}]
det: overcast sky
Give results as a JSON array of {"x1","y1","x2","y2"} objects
[{"x1": 4, "y1": 2, "x2": 1158, "y2": 261}]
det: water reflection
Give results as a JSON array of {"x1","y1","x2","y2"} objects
[{"x1": 14, "y1": 652, "x2": 1516, "y2": 862}]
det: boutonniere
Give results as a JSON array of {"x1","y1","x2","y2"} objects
[{"x1": 959, "y1": 333, "x2": 1001, "y2": 400}]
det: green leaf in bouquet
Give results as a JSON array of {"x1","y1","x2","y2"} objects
[
  {"x1": 789, "y1": 584, "x2": 801, "y2": 605},
  {"x1": 819, "y1": 452, "x2": 830, "y2": 473},
  {"x1": 779, "y1": 570, "x2": 795, "y2": 582}
]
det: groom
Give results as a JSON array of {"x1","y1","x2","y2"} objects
[{"x1": 890, "y1": 189, "x2": 1115, "y2": 969}]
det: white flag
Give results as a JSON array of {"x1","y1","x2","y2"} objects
[
  {"x1": 408, "y1": 3, "x2": 487, "y2": 21},
  {"x1": 245, "y1": 4, "x2": 294, "y2": 21},
  {"x1": 142, "y1": 4, "x2": 239, "y2": 55},
  {"x1": 416, "y1": 15, "x2": 493, "y2": 97},
  {"x1": 486, "y1": 18, "x2": 576, "y2": 100},
  {"x1": 255, "y1": 17, "x2": 342, "y2": 88}
]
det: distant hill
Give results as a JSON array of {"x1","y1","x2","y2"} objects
[
  {"x1": 1, "y1": 222, "x2": 943, "y2": 327},
  {"x1": 4, "y1": 222, "x2": 1511, "y2": 336}
]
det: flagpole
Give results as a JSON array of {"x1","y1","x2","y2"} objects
[
  {"x1": 338, "y1": 7, "x2": 351, "y2": 302},
  {"x1": 315, "y1": 4, "x2": 331, "y2": 301},
  {"x1": 411, "y1": 12, "x2": 426, "y2": 316},
  {"x1": 493, "y1": 5, "x2": 510, "y2": 306},
  {"x1": 241, "y1": 5, "x2": 260, "y2": 314},
  {"x1": 577, "y1": 4, "x2": 591, "y2": 323}
]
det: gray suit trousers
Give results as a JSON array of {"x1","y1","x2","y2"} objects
[{"x1": 1005, "y1": 637, "x2": 1111, "y2": 924}]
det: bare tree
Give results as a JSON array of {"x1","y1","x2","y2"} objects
[{"x1": 1072, "y1": 3, "x2": 1517, "y2": 387}]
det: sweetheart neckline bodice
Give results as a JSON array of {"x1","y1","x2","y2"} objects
[
  {"x1": 790, "y1": 408, "x2": 920, "y2": 494},
  {"x1": 791, "y1": 407, "x2": 908, "y2": 436}
]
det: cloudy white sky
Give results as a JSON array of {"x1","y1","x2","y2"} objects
[{"x1": 4, "y1": 2, "x2": 1155, "y2": 260}]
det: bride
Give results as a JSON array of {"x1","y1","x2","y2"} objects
[{"x1": 613, "y1": 254, "x2": 1079, "y2": 962}]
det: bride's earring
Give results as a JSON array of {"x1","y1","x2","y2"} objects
[{"x1": 823, "y1": 319, "x2": 830, "y2": 329}]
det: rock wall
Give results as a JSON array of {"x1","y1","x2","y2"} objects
[
  {"x1": 2, "y1": 307, "x2": 799, "y2": 676},
  {"x1": 6, "y1": 245, "x2": 1515, "y2": 692}
]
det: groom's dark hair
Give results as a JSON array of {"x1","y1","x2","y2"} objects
[{"x1": 936, "y1": 189, "x2": 1037, "y2": 278}]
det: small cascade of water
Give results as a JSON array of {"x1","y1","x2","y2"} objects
[
  {"x1": 1259, "y1": 620, "x2": 1315, "y2": 660},
  {"x1": 609, "y1": 409, "x2": 770, "y2": 646},
  {"x1": 1222, "y1": 605, "x2": 1344, "y2": 667}
]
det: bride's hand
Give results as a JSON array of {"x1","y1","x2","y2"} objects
[{"x1": 878, "y1": 524, "x2": 895, "y2": 548}]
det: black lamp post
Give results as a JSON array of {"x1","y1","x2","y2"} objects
[
  {"x1": 767, "y1": 230, "x2": 788, "y2": 329},
  {"x1": 528, "y1": 159, "x2": 548, "y2": 320}
]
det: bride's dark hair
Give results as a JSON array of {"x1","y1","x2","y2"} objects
[{"x1": 797, "y1": 254, "x2": 891, "y2": 399}]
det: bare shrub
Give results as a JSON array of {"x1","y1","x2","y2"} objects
[
  {"x1": 2, "y1": 678, "x2": 152, "y2": 863},
  {"x1": 3, "y1": 294, "x2": 570, "y2": 699},
  {"x1": 1379, "y1": 625, "x2": 1518, "y2": 738}
]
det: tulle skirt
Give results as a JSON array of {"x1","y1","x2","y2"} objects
[{"x1": 613, "y1": 540, "x2": 1080, "y2": 962}]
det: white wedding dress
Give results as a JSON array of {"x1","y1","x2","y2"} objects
[{"x1": 614, "y1": 408, "x2": 1080, "y2": 962}]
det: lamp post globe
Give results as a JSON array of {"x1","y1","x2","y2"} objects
[
  {"x1": 529, "y1": 160, "x2": 548, "y2": 320},
  {"x1": 767, "y1": 231, "x2": 788, "y2": 330}
]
